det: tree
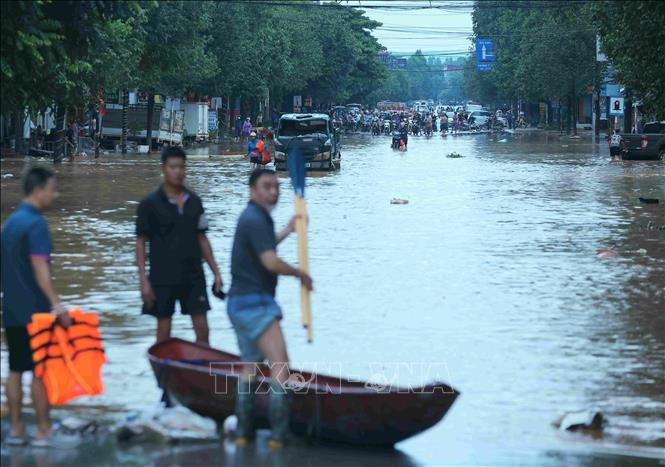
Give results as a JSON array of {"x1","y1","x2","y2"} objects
[
  {"x1": 137, "y1": 1, "x2": 217, "y2": 150},
  {"x1": 467, "y1": 1, "x2": 602, "y2": 132},
  {"x1": 594, "y1": 1, "x2": 665, "y2": 118}
]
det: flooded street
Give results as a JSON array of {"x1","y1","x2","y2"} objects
[{"x1": 1, "y1": 133, "x2": 664, "y2": 465}]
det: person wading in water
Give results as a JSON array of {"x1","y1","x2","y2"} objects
[{"x1": 227, "y1": 168, "x2": 313, "y2": 448}]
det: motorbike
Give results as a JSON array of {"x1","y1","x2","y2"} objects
[{"x1": 391, "y1": 131, "x2": 402, "y2": 150}]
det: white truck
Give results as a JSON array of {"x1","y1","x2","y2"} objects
[
  {"x1": 182, "y1": 102, "x2": 209, "y2": 141},
  {"x1": 100, "y1": 104, "x2": 184, "y2": 148}
]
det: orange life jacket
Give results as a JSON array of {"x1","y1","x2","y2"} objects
[{"x1": 27, "y1": 309, "x2": 106, "y2": 405}]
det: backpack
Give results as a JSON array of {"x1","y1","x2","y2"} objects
[{"x1": 260, "y1": 149, "x2": 272, "y2": 165}]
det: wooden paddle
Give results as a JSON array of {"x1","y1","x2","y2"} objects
[{"x1": 287, "y1": 144, "x2": 313, "y2": 342}]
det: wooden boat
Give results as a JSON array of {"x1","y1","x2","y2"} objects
[{"x1": 148, "y1": 338, "x2": 459, "y2": 446}]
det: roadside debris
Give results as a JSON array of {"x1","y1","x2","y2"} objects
[
  {"x1": 115, "y1": 405, "x2": 218, "y2": 444},
  {"x1": 222, "y1": 415, "x2": 237, "y2": 437},
  {"x1": 446, "y1": 152, "x2": 463, "y2": 158},
  {"x1": 58, "y1": 416, "x2": 102, "y2": 436}
]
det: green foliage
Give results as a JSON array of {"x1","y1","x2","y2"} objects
[
  {"x1": 368, "y1": 53, "x2": 467, "y2": 105},
  {"x1": 465, "y1": 2, "x2": 602, "y2": 107},
  {"x1": 138, "y1": 1, "x2": 217, "y2": 96},
  {"x1": 1, "y1": 1, "x2": 67, "y2": 114},
  {"x1": 1, "y1": 0, "x2": 386, "y2": 116},
  {"x1": 593, "y1": 1, "x2": 665, "y2": 118}
]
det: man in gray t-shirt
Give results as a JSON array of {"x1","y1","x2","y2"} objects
[
  {"x1": 228, "y1": 200, "x2": 278, "y2": 296},
  {"x1": 227, "y1": 169, "x2": 313, "y2": 448}
]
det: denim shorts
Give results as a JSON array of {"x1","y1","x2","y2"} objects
[{"x1": 227, "y1": 293, "x2": 282, "y2": 362}]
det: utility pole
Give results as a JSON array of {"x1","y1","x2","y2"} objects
[
  {"x1": 146, "y1": 92, "x2": 155, "y2": 153},
  {"x1": 121, "y1": 89, "x2": 128, "y2": 154},
  {"x1": 623, "y1": 94, "x2": 632, "y2": 134}
]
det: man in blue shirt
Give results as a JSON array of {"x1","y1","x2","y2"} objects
[
  {"x1": 227, "y1": 169, "x2": 313, "y2": 448},
  {"x1": 1, "y1": 167, "x2": 70, "y2": 446}
]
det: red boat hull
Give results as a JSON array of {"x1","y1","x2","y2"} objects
[{"x1": 148, "y1": 338, "x2": 459, "y2": 446}]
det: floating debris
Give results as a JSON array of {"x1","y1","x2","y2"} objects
[
  {"x1": 596, "y1": 249, "x2": 618, "y2": 258},
  {"x1": 390, "y1": 198, "x2": 409, "y2": 205},
  {"x1": 2, "y1": 173, "x2": 14, "y2": 178},
  {"x1": 557, "y1": 410, "x2": 605, "y2": 432},
  {"x1": 498, "y1": 138, "x2": 508, "y2": 143},
  {"x1": 446, "y1": 152, "x2": 463, "y2": 158},
  {"x1": 639, "y1": 197, "x2": 659, "y2": 204}
]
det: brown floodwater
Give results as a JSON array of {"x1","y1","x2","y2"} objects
[{"x1": 1, "y1": 132, "x2": 664, "y2": 465}]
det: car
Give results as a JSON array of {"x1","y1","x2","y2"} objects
[
  {"x1": 274, "y1": 113, "x2": 341, "y2": 171},
  {"x1": 466, "y1": 103, "x2": 483, "y2": 113},
  {"x1": 621, "y1": 121, "x2": 665, "y2": 160},
  {"x1": 468, "y1": 111, "x2": 492, "y2": 127},
  {"x1": 494, "y1": 110, "x2": 507, "y2": 126}
]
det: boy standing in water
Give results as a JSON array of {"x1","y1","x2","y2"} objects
[
  {"x1": 609, "y1": 128, "x2": 624, "y2": 162},
  {"x1": 135, "y1": 146, "x2": 223, "y2": 344}
]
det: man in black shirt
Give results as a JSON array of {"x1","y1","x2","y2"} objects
[
  {"x1": 227, "y1": 168, "x2": 312, "y2": 448},
  {"x1": 135, "y1": 146, "x2": 223, "y2": 344}
]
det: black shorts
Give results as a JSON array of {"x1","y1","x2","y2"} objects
[
  {"x1": 142, "y1": 281, "x2": 210, "y2": 318},
  {"x1": 610, "y1": 147, "x2": 620, "y2": 157},
  {"x1": 5, "y1": 326, "x2": 35, "y2": 372}
]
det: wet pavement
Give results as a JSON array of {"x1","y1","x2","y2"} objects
[{"x1": 1, "y1": 132, "x2": 664, "y2": 465}]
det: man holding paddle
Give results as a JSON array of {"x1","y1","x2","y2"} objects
[{"x1": 227, "y1": 168, "x2": 313, "y2": 448}]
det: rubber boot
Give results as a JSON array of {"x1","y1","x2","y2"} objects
[
  {"x1": 268, "y1": 382, "x2": 290, "y2": 448},
  {"x1": 234, "y1": 382, "x2": 255, "y2": 446}
]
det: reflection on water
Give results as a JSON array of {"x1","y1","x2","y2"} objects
[{"x1": 1, "y1": 132, "x2": 664, "y2": 465}]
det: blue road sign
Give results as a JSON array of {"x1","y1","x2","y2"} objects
[
  {"x1": 476, "y1": 38, "x2": 494, "y2": 62},
  {"x1": 476, "y1": 62, "x2": 493, "y2": 72}
]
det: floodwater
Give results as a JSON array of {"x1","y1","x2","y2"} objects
[{"x1": 1, "y1": 132, "x2": 664, "y2": 466}]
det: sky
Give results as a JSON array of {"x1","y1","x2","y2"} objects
[{"x1": 349, "y1": 1, "x2": 474, "y2": 56}]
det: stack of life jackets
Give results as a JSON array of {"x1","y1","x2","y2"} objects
[{"x1": 27, "y1": 309, "x2": 106, "y2": 405}]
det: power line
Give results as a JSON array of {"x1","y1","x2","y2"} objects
[{"x1": 225, "y1": 0, "x2": 590, "y2": 10}]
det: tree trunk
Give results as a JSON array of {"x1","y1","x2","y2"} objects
[
  {"x1": 567, "y1": 95, "x2": 572, "y2": 134},
  {"x1": 14, "y1": 111, "x2": 23, "y2": 154},
  {"x1": 121, "y1": 89, "x2": 128, "y2": 154},
  {"x1": 624, "y1": 97, "x2": 632, "y2": 134},
  {"x1": 571, "y1": 81, "x2": 577, "y2": 136},
  {"x1": 559, "y1": 107, "x2": 563, "y2": 134},
  {"x1": 146, "y1": 92, "x2": 155, "y2": 152},
  {"x1": 53, "y1": 106, "x2": 66, "y2": 163},
  {"x1": 594, "y1": 92, "x2": 600, "y2": 137}
]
